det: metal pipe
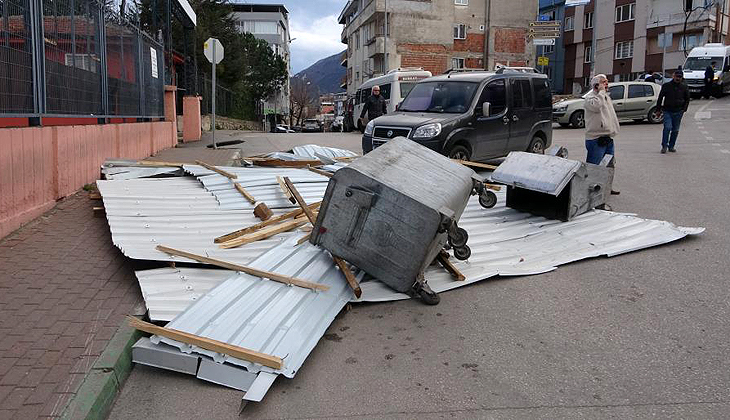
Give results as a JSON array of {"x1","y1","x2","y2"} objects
[{"x1": 484, "y1": 0, "x2": 491, "y2": 69}]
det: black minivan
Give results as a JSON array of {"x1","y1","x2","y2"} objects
[{"x1": 362, "y1": 68, "x2": 553, "y2": 162}]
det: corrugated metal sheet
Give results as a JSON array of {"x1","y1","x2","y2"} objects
[
  {"x1": 150, "y1": 238, "x2": 354, "y2": 379},
  {"x1": 102, "y1": 160, "x2": 183, "y2": 180},
  {"x1": 97, "y1": 178, "x2": 306, "y2": 265},
  {"x1": 135, "y1": 188, "x2": 704, "y2": 316},
  {"x1": 183, "y1": 165, "x2": 330, "y2": 210},
  {"x1": 290, "y1": 144, "x2": 357, "y2": 159},
  {"x1": 491, "y1": 151, "x2": 582, "y2": 195}
]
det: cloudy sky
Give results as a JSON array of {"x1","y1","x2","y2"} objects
[{"x1": 234, "y1": 0, "x2": 348, "y2": 73}]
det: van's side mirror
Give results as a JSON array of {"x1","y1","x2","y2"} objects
[
  {"x1": 724, "y1": 64, "x2": 730, "y2": 72},
  {"x1": 481, "y1": 102, "x2": 491, "y2": 116},
  {"x1": 396, "y1": 101, "x2": 402, "y2": 111}
]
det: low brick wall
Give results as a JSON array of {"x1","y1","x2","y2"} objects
[{"x1": 0, "y1": 121, "x2": 176, "y2": 239}]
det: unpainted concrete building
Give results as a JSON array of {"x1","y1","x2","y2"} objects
[{"x1": 338, "y1": 0, "x2": 538, "y2": 96}]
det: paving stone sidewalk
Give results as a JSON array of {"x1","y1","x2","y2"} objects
[{"x1": 0, "y1": 193, "x2": 144, "y2": 419}]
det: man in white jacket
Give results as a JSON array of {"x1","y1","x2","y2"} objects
[{"x1": 584, "y1": 74, "x2": 620, "y2": 195}]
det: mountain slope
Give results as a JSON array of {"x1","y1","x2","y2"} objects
[{"x1": 294, "y1": 50, "x2": 346, "y2": 94}]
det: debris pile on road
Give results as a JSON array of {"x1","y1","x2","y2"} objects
[{"x1": 93, "y1": 142, "x2": 703, "y2": 408}]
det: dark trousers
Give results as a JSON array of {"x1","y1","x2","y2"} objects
[{"x1": 703, "y1": 81, "x2": 713, "y2": 99}]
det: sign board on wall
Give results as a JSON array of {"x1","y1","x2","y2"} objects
[{"x1": 150, "y1": 47, "x2": 158, "y2": 79}]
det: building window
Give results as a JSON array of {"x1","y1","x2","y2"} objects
[
  {"x1": 452, "y1": 57, "x2": 465, "y2": 69},
  {"x1": 658, "y1": 32, "x2": 673, "y2": 48},
  {"x1": 455, "y1": 0, "x2": 468, "y2": 5},
  {"x1": 565, "y1": 16, "x2": 574, "y2": 31},
  {"x1": 543, "y1": 44, "x2": 555, "y2": 54},
  {"x1": 542, "y1": 10, "x2": 556, "y2": 21},
  {"x1": 453, "y1": 24, "x2": 466, "y2": 40},
  {"x1": 355, "y1": 30, "x2": 360, "y2": 49},
  {"x1": 584, "y1": 45, "x2": 593, "y2": 63},
  {"x1": 615, "y1": 3, "x2": 635, "y2": 23},
  {"x1": 615, "y1": 40, "x2": 634, "y2": 59},
  {"x1": 680, "y1": 34, "x2": 703, "y2": 50},
  {"x1": 584, "y1": 12, "x2": 593, "y2": 29}
]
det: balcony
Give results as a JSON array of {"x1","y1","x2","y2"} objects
[
  {"x1": 366, "y1": 35, "x2": 385, "y2": 58},
  {"x1": 341, "y1": 51, "x2": 348, "y2": 67}
]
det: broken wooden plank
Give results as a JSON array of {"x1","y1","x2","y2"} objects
[
  {"x1": 452, "y1": 159, "x2": 499, "y2": 171},
  {"x1": 253, "y1": 159, "x2": 322, "y2": 168},
  {"x1": 296, "y1": 233, "x2": 311, "y2": 246},
  {"x1": 277, "y1": 176, "x2": 296, "y2": 204},
  {"x1": 127, "y1": 316, "x2": 283, "y2": 370},
  {"x1": 333, "y1": 257, "x2": 362, "y2": 298},
  {"x1": 155, "y1": 245, "x2": 329, "y2": 292},
  {"x1": 213, "y1": 202, "x2": 321, "y2": 243},
  {"x1": 233, "y1": 183, "x2": 257, "y2": 204},
  {"x1": 195, "y1": 160, "x2": 238, "y2": 179},
  {"x1": 282, "y1": 177, "x2": 317, "y2": 224},
  {"x1": 484, "y1": 183, "x2": 502, "y2": 191},
  {"x1": 136, "y1": 160, "x2": 185, "y2": 167},
  {"x1": 437, "y1": 250, "x2": 465, "y2": 281},
  {"x1": 306, "y1": 165, "x2": 333, "y2": 178},
  {"x1": 218, "y1": 216, "x2": 310, "y2": 249},
  {"x1": 88, "y1": 192, "x2": 102, "y2": 200}
]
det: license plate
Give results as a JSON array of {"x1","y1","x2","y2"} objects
[{"x1": 690, "y1": 88, "x2": 700, "y2": 92}]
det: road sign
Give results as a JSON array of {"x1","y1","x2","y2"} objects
[
  {"x1": 529, "y1": 30, "x2": 560, "y2": 38},
  {"x1": 204, "y1": 38, "x2": 224, "y2": 64},
  {"x1": 534, "y1": 38, "x2": 556, "y2": 46},
  {"x1": 537, "y1": 56, "x2": 549, "y2": 66}
]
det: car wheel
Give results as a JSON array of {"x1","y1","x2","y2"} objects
[
  {"x1": 447, "y1": 145, "x2": 471, "y2": 161},
  {"x1": 569, "y1": 110, "x2": 585, "y2": 128},
  {"x1": 527, "y1": 136, "x2": 546, "y2": 154},
  {"x1": 558, "y1": 123, "x2": 570, "y2": 128},
  {"x1": 647, "y1": 106, "x2": 663, "y2": 124}
]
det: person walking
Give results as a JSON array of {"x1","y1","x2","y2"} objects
[
  {"x1": 584, "y1": 74, "x2": 621, "y2": 195},
  {"x1": 703, "y1": 61, "x2": 717, "y2": 99},
  {"x1": 359, "y1": 85, "x2": 387, "y2": 128},
  {"x1": 657, "y1": 69, "x2": 690, "y2": 153}
]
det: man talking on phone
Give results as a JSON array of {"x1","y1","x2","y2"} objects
[{"x1": 584, "y1": 74, "x2": 621, "y2": 195}]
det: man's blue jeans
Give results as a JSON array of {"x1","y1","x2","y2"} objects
[
  {"x1": 662, "y1": 110, "x2": 684, "y2": 149},
  {"x1": 585, "y1": 137, "x2": 614, "y2": 165}
]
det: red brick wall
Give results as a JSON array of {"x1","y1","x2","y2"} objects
[
  {"x1": 494, "y1": 28, "x2": 526, "y2": 54},
  {"x1": 465, "y1": 58, "x2": 484, "y2": 68},
  {"x1": 454, "y1": 33, "x2": 485, "y2": 53},
  {"x1": 398, "y1": 43, "x2": 450, "y2": 75}
]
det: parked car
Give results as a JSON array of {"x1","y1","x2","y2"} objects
[
  {"x1": 552, "y1": 81, "x2": 663, "y2": 128},
  {"x1": 302, "y1": 119, "x2": 323, "y2": 132},
  {"x1": 361, "y1": 68, "x2": 553, "y2": 162},
  {"x1": 275, "y1": 124, "x2": 295, "y2": 133}
]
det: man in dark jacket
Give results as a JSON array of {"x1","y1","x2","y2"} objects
[
  {"x1": 657, "y1": 69, "x2": 690, "y2": 154},
  {"x1": 359, "y1": 85, "x2": 387, "y2": 128},
  {"x1": 703, "y1": 61, "x2": 716, "y2": 99}
]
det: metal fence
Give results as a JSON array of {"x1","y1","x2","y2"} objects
[
  {"x1": 199, "y1": 75, "x2": 236, "y2": 118},
  {"x1": 0, "y1": 0, "x2": 165, "y2": 118}
]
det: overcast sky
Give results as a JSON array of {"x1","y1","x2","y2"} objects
[{"x1": 233, "y1": 0, "x2": 347, "y2": 73}]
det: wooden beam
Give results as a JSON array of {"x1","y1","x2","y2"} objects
[
  {"x1": 452, "y1": 159, "x2": 499, "y2": 171},
  {"x1": 253, "y1": 202, "x2": 273, "y2": 221},
  {"x1": 282, "y1": 177, "x2": 317, "y2": 225},
  {"x1": 88, "y1": 192, "x2": 102, "y2": 200},
  {"x1": 233, "y1": 183, "x2": 257, "y2": 204},
  {"x1": 484, "y1": 183, "x2": 502, "y2": 191},
  {"x1": 127, "y1": 316, "x2": 283, "y2": 370},
  {"x1": 306, "y1": 165, "x2": 333, "y2": 178},
  {"x1": 253, "y1": 159, "x2": 322, "y2": 168},
  {"x1": 155, "y1": 245, "x2": 330, "y2": 292},
  {"x1": 137, "y1": 160, "x2": 185, "y2": 167},
  {"x1": 437, "y1": 250, "x2": 465, "y2": 281},
  {"x1": 296, "y1": 233, "x2": 311, "y2": 245},
  {"x1": 195, "y1": 160, "x2": 238, "y2": 179},
  {"x1": 218, "y1": 216, "x2": 310, "y2": 249},
  {"x1": 277, "y1": 176, "x2": 296, "y2": 204},
  {"x1": 214, "y1": 202, "x2": 321, "y2": 243},
  {"x1": 333, "y1": 256, "x2": 362, "y2": 298}
]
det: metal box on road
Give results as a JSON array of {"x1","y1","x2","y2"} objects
[{"x1": 310, "y1": 137, "x2": 479, "y2": 301}]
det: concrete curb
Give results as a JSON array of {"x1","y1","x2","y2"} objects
[{"x1": 60, "y1": 322, "x2": 143, "y2": 420}]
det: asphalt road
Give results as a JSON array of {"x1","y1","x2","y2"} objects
[{"x1": 109, "y1": 97, "x2": 730, "y2": 419}]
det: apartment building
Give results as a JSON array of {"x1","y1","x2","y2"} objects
[
  {"x1": 338, "y1": 0, "x2": 537, "y2": 96},
  {"x1": 231, "y1": 3, "x2": 291, "y2": 117},
  {"x1": 562, "y1": 0, "x2": 730, "y2": 94}
]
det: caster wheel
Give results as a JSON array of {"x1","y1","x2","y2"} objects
[
  {"x1": 448, "y1": 227, "x2": 468, "y2": 248},
  {"x1": 454, "y1": 245, "x2": 471, "y2": 260},
  {"x1": 479, "y1": 190, "x2": 497, "y2": 208},
  {"x1": 416, "y1": 282, "x2": 440, "y2": 305}
]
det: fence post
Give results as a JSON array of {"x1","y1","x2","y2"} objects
[
  {"x1": 99, "y1": 6, "x2": 109, "y2": 117},
  {"x1": 28, "y1": 0, "x2": 46, "y2": 116},
  {"x1": 138, "y1": 33, "x2": 146, "y2": 118}
]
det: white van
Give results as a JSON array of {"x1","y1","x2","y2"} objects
[
  {"x1": 682, "y1": 43, "x2": 730, "y2": 97},
  {"x1": 354, "y1": 68, "x2": 432, "y2": 131}
]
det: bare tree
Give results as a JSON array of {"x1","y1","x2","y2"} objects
[{"x1": 289, "y1": 77, "x2": 318, "y2": 127}]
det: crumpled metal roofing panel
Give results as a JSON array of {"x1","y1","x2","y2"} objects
[
  {"x1": 491, "y1": 151, "x2": 582, "y2": 195},
  {"x1": 290, "y1": 144, "x2": 358, "y2": 159},
  {"x1": 148, "y1": 238, "x2": 354, "y2": 379}
]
